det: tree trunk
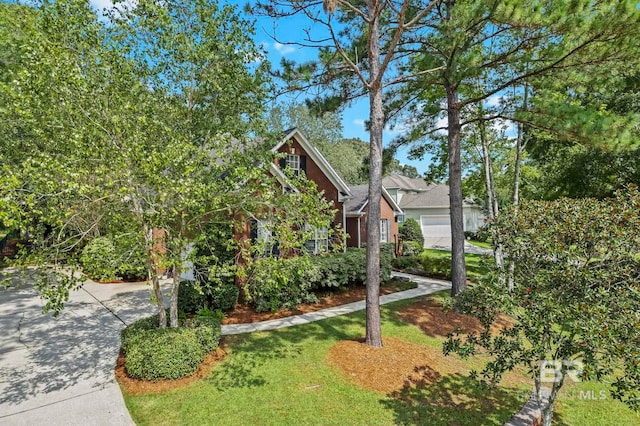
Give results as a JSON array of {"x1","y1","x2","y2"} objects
[
  {"x1": 143, "y1": 224, "x2": 166, "y2": 328},
  {"x1": 479, "y1": 121, "x2": 504, "y2": 270},
  {"x1": 507, "y1": 91, "x2": 527, "y2": 291},
  {"x1": 536, "y1": 376, "x2": 562, "y2": 426},
  {"x1": 446, "y1": 84, "x2": 467, "y2": 297},
  {"x1": 170, "y1": 262, "x2": 180, "y2": 328},
  {"x1": 364, "y1": 0, "x2": 383, "y2": 348}
]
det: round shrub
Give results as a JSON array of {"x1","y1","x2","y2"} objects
[
  {"x1": 121, "y1": 314, "x2": 221, "y2": 381},
  {"x1": 399, "y1": 218, "x2": 424, "y2": 245},
  {"x1": 81, "y1": 237, "x2": 118, "y2": 281},
  {"x1": 402, "y1": 241, "x2": 423, "y2": 256}
]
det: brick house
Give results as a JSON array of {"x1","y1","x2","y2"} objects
[
  {"x1": 255, "y1": 128, "x2": 403, "y2": 251},
  {"x1": 180, "y1": 128, "x2": 404, "y2": 280}
]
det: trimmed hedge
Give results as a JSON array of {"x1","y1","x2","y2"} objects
[
  {"x1": 211, "y1": 283, "x2": 239, "y2": 311},
  {"x1": 121, "y1": 313, "x2": 221, "y2": 381},
  {"x1": 177, "y1": 281, "x2": 207, "y2": 314},
  {"x1": 244, "y1": 247, "x2": 393, "y2": 312}
]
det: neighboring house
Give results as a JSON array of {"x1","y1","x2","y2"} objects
[
  {"x1": 344, "y1": 184, "x2": 403, "y2": 249},
  {"x1": 382, "y1": 175, "x2": 485, "y2": 247}
]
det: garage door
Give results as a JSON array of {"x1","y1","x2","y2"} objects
[{"x1": 420, "y1": 215, "x2": 451, "y2": 238}]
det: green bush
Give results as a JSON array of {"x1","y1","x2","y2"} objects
[
  {"x1": 210, "y1": 283, "x2": 239, "y2": 311},
  {"x1": 81, "y1": 237, "x2": 118, "y2": 281},
  {"x1": 111, "y1": 233, "x2": 147, "y2": 281},
  {"x1": 307, "y1": 247, "x2": 392, "y2": 290},
  {"x1": 178, "y1": 280, "x2": 207, "y2": 314},
  {"x1": 179, "y1": 280, "x2": 238, "y2": 314},
  {"x1": 402, "y1": 240, "x2": 423, "y2": 256},
  {"x1": 81, "y1": 234, "x2": 146, "y2": 282},
  {"x1": 420, "y1": 255, "x2": 451, "y2": 279},
  {"x1": 392, "y1": 255, "x2": 421, "y2": 270},
  {"x1": 245, "y1": 256, "x2": 318, "y2": 312},
  {"x1": 244, "y1": 247, "x2": 394, "y2": 312},
  {"x1": 399, "y1": 218, "x2": 424, "y2": 245},
  {"x1": 121, "y1": 314, "x2": 221, "y2": 381},
  {"x1": 463, "y1": 225, "x2": 490, "y2": 242}
]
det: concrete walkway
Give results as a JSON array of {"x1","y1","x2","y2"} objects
[
  {"x1": 222, "y1": 272, "x2": 451, "y2": 335},
  {"x1": 0, "y1": 269, "x2": 449, "y2": 425}
]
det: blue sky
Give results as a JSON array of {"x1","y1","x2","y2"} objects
[{"x1": 88, "y1": 0, "x2": 432, "y2": 174}]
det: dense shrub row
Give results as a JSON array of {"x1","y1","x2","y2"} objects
[
  {"x1": 121, "y1": 313, "x2": 222, "y2": 380},
  {"x1": 244, "y1": 247, "x2": 393, "y2": 312},
  {"x1": 392, "y1": 252, "x2": 452, "y2": 279}
]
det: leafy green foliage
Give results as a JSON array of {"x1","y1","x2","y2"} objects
[
  {"x1": 121, "y1": 314, "x2": 221, "y2": 381},
  {"x1": 80, "y1": 237, "x2": 119, "y2": 282},
  {"x1": 399, "y1": 218, "x2": 424, "y2": 246},
  {"x1": 444, "y1": 186, "x2": 640, "y2": 422},
  {"x1": 80, "y1": 235, "x2": 146, "y2": 282},
  {"x1": 210, "y1": 283, "x2": 239, "y2": 312},
  {"x1": 391, "y1": 255, "x2": 421, "y2": 270},
  {"x1": 244, "y1": 248, "x2": 393, "y2": 312},
  {"x1": 309, "y1": 247, "x2": 392, "y2": 289},
  {"x1": 401, "y1": 241, "x2": 423, "y2": 257},
  {"x1": 244, "y1": 256, "x2": 317, "y2": 312},
  {"x1": 177, "y1": 281, "x2": 207, "y2": 315}
]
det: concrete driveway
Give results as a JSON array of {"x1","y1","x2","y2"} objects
[
  {"x1": 0, "y1": 270, "x2": 163, "y2": 425},
  {"x1": 424, "y1": 237, "x2": 493, "y2": 256}
]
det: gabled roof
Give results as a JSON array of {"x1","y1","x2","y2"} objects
[
  {"x1": 272, "y1": 128, "x2": 352, "y2": 201},
  {"x1": 382, "y1": 175, "x2": 430, "y2": 192},
  {"x1": 345, "y1": 184, "x2": 403, "y2": 216},
  {"x1": 398, "y1": 183, "x2": 478, "y2": 209}
]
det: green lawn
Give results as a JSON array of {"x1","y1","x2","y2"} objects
[
  {"x1": 420, "y1": 248, "x2": 492, "y2": 281},
  {"x1": 553, "y1": 381, "x2": 640, "y2": 425},
  {"x1": 467, "y1": 239, "x2": 492, "y2": 250},
  {"x1": 122, "y1": 293, "x2": 639, "y2": 425},
  {"x1": 123, "y1": 295, "x2": 530, "y2": 426}
]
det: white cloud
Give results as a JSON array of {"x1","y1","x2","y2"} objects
[
  {"x1": 273, "y1": 42, "x2": 296, "y2": 55},
  {"x1": 353, "y1": 119, "x2": 366, "y2": 128},
  {"x1": 433, "y1": 115, "x2": 448, "y2": 136}
]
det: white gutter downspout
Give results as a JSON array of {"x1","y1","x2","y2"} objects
[
  {"x1": 357, "y1": 216, "x2": 361, "y2": 248},
  {"x1": 342, "y1": 202, "x2": 347, "y2": 253}
]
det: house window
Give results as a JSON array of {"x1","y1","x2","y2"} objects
[
  {"x1": 397, "y1": 214, "x2": 405, "y2": 224},
  {"x1": 250, "y1": 219, "x2": 278, "y2": 257},
  {"x1": 304, "y1": 226, "x2": 329, "y2": 254},
  {"x1": 380, "y1": 219, "x2": 389, "y2": 243},
  {"x1": 286, "y1": 154, "x2": 300, "y2": 172}
]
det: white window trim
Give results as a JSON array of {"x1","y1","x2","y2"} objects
[
  {"x1": 286, "y1": 154, "x2": 300, "y2": 172},
  {"x1": 380, "y1": 219, "x2": 389, "y2": 243},
  {"x1": 304, "y1": 225, "x2": 329, "y2": 254}
]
